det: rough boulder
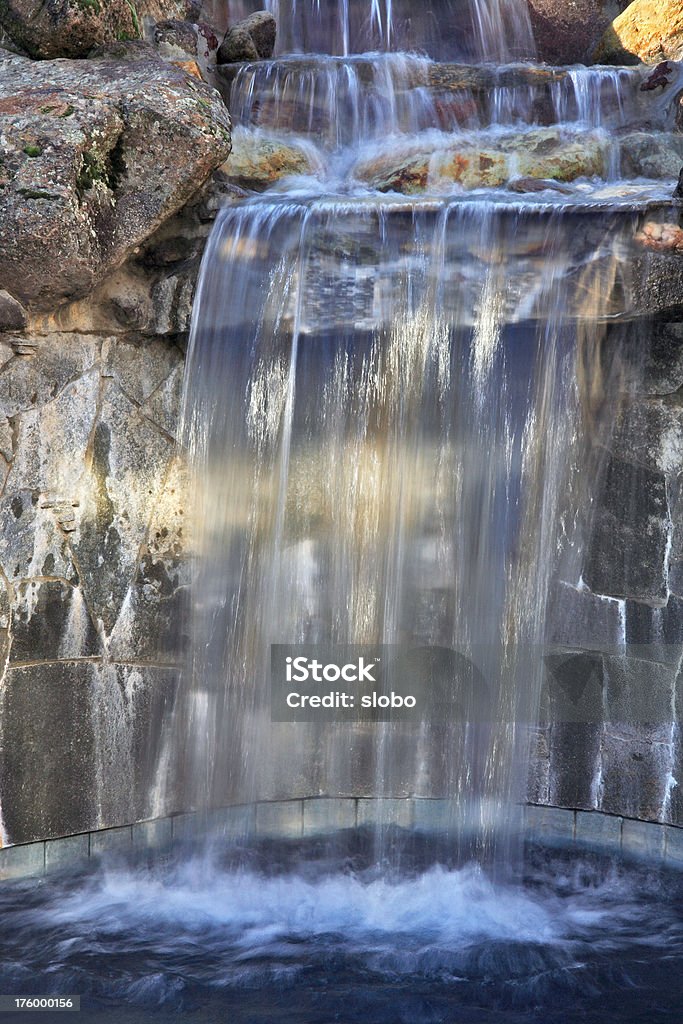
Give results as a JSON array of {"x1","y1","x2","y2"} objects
[
  {"x1": 0, "y1": 51, "x2": 231, "y2": 312},
  {"x1": 594, "y1": 0, "x2": 683, "y2": 64},
  {"x1": 217, "y1": 11, "x2": 276, "y2": 64}
]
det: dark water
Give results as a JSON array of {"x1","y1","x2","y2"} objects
[{"x1": 0, "y1": 837, "x2": 682, "y2": 1024}]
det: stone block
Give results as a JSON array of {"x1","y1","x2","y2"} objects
[
  {"x1": 603, "y1": 655, "x2": 676, "y2": 728},
  {"x1": 639, "y1": 321, "x2": 683, "y2": 396},
  {"x1": 665, "y1": 825, "x2": 683, "y2": 867},
  {"x1": 600, "y1": 728, "x2": 671, "y2": 822},
  {"x1": 72, "y1": 380, "x2": 173, "y2": 634},
  {"x1": 102, "y1": 336, "x2": 182, "y2": 408},
  {"x1": 0, "y1": 333, "x2": 99, "y2": 420},
  {"x1": 548, "y1": 723, "x2": 602, "y2": 809},
  {"x1": 90, "y1": 825, "x2": 132, "y2": 858},
  {"x1": 527, "y1": 727, "x2": 550, "y2": 805},
  {"x1": 132, "y1": 817, "x2": 173, "y2": 851},
  {"x1": 413, "y1": 799, "x2": 455, "y2": 833},
  {"x1": 543, "y1": 650, "x2": 604, "y2": 724},
  {"x1": 255, "y1": 800, "x2": 303, "y2": 839},
  {"x1": 44, "y1": 833, "x2": 90, "y2": 873},
  {"x1": 5, "y1": 368, "x2": 100, "y2": 498},
  {"x1": 10, "y1": 580, "x2": 100, "y2": 664},
  {"x1": 89, "y1": 665, "x2": 180, "y2": 829},
  {"x1": 206, "y1": 804, "x2": 255, "y2": 839},
  {"x1": 524, "y1": 804, "x2": 575, "y2": 843},
  {"x1": 663, "y1": 713, "x2": 683, "y2": 825},
  {"x1": 621, "y1": 818, "x2": 666, "y2": 861},
  {"x1": 667, "y1": 478, "x2": 683, "y2": 599},
  {"x1": 171, "y1": 813, "x2": 197, "y2": 841},
  {"x1": 547, "y1": 582, "x2": 624, "y2": 648},
  {"x1": 610, "y1": 397, "x2": 683, "y2": 475},
  {"x1": 583, "y1": 455, "x2": 669, "y2": 605},
  {"x1": 0, "y1": 662, "x2": 98, "y2": 844},
  {"x1": 303, "y1": 798, "x2": 357, "y2": 836},
  {"x1": 356, "y1": 798, "x2": 414, "y2": 829},
  {"x1": 623, "y1": 599, "x2": 683, "y2": 666},
  {"x1": 0, "y1": 841, "x2": 44, "y2": 879},
  {"x1": 575, "y1": 810, "x2": 622, "y2": 851}
]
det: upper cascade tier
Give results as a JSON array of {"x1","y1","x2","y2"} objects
[
  {"x1": 217, "y1": 55, "x2": 683, "y2": 207},
  {"x1": 222, "y1": 0, "x2": 535, "y2": 60}
]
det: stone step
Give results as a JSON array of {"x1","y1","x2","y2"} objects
[
  {"x1": 215, "y1": 56, "x2": 676, "y2": 150},
  {"x1": 217, "y1": 57, "x2": 568, "y2": 92},
  {"x1": 202, "y1": 195, "x2": 683, "y2": 331}
]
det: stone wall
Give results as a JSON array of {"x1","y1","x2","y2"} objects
[
  {"x1": 0, "y1": 0, "x2": 236, "y2": 846},
  {"x1": 531, "y1": 313, "x2": 683, "y2": 825},
  {"x1": 7, "y1": 207, "x2": 683, "y2": 845},
  {"x1": 0, "y1": 172, "x2": 242, "y2": 846}
]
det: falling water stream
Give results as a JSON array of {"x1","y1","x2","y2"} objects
[
  {"x1": 159, "y1": 0, "x2": 678, "y2": 856},
  {"x1": 4, "y1": 2, "x2": 683, "y2": 1022}
]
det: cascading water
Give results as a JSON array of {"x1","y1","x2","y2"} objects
[
  {"x1": 154, "y1": 0, "x2": 675, "y2": 868},
  {"x1": 255, "y1": 0, "x2": 536, "y2": 59},
  {"x1": 163, "y1": 193, "x2": 639, "y2": 861},
  {"x1": 7, "y1": 4, "x2": 683, "y2": 1024}
]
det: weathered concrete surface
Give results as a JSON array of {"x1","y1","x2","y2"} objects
[{"x1": 0, "y1": 51, "x2": 230, "y2": 313}]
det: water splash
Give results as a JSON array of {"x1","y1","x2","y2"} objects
[{"x1": 1, "y1": 851, "x2": 682, "y2": 1019}]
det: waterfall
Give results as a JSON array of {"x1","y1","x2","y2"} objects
[
  {"x1": 153, "y1": 0, "x2": 676, "y2": 863},
  {"x1": 225, "y1": 0, "x2": 536, "y2": 60},
  {"x1": 156, "y1": 192, "x2": 638, "y2": 858}
]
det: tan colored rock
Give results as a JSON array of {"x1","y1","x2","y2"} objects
[
  {"x1": 354, "y1": 150, "x2": 431, "y2": 194},
  {"x1": 635, "y1": 221, "x2": 683, "y2": 253},
  {"x1": 138, "y1": 0, "x2": 202, "y2": 22},
  {"x1": 222, "y1": 128, "x2": 322, "y2": 190},
  {"x1": 171, "y1": 58, "x2": 202, "y2": 78},
  {"x1": 507, "y1": 128, "x2": 609, "y2": 182},
  {"x1": 354, "y1": 129, "x2": 609, "y2": 195},
  {"x1": 594, "y1": 0, "x2": 683, "y2": 65},
  {"x1": 432, "y1": 148, "x2": 509, "y2": 189},
  {"x1": 508, "y1": 176, "x2": 573, "y2": 194}
]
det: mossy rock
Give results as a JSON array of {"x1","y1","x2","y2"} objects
[{"x1": 0, "y1": 0, "x2": 141, "y2": 58}]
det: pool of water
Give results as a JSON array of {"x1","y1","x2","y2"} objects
[{"x1": 0, "y1": 833, "x2": 681, "y2": 1023}]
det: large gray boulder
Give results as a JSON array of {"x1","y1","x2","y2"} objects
[{"x1": 0, "y1": 51, "x2": 231, "y2": 313}]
